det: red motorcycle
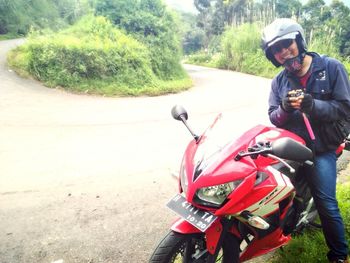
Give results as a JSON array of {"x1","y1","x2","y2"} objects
[{"x1": 150, "y1": 105, "x2": 345, "y2": 263}]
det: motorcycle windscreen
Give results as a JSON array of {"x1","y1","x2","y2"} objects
[{"x1": 193, "y1": 113, "x2": 259, "y2": 176}]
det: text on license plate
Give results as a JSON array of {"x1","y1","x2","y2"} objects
[{"x1": 167, "y1": 194, "x2": 217, "y2": 232}]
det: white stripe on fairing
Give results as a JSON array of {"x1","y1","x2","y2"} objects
[
  {"x1": 271, "y1": 165, "x2": 286, "y2": 186},
  {"x1": 239, "y1": 166, "x2": 294, "y2": 217}
]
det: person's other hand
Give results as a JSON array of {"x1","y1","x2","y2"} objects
[{"x1": 300, "y1": 94, "x2": 314, "y2": 114}]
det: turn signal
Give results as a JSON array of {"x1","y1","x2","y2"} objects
[{"x1": 247, "y1": 215, "x2": 270, "y2": 230}]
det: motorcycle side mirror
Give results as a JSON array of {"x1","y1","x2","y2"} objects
[
  {"x1": 171, "y1": 105, "x2": 188, "y2": 121},
  {"x1": 271, "y1": 137, "x2": 313, "y2": 162},
  {"x1": 171, "y1": 105, "x2": 199, "y2": 143}
]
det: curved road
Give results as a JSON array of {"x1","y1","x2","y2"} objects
[{"x1": 0, "y1": 38, "x2": 284, "y2": 263}]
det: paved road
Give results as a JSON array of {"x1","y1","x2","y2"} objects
[{"x1": 0, "y1": 38, "x2": 278, "y2": 263}]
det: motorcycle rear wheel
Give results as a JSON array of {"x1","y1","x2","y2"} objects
[{"x1": 149, "y1": 231, "x2": 238, "y2": 263}]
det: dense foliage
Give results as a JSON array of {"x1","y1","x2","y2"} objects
[
  {"x1": 8, "y1": 15, "x2": 191, "y2": 96},
  {"x1": 219, "y1": 23, "x2": 262, "y2": 71},
  {"x1": 94, "y1": 0, "x2": 186, "y2": 81},
  {"x1": 185, "y1": 0, "x2": 350, "y2": 58},
  {"x1": 0, "y1": 0, "x2": 90, "y2": 37},
  {"x1": 185, "y1": 21, "x2": 350, "y2": 79},
  {"x1": 3, "y1": 0, "x2": 350, "y2": 96}
]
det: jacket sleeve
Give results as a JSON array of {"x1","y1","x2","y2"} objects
[
  {"x1": 311, "y1": 59, "x2": 350, "y2": 121},
  {"x1": 268, "y1": 77, "x2": 292, "y2": 127}
]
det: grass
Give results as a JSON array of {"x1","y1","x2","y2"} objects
[
  {"x1": 7, "y1": 46, "x2": 192, "y2": 97},
  {"x1": 7, "y1": 46, "x2": 32, "y2": 78},
  {"x1": 269, "y1": 183, "x2": 350, "y2": 263},
  {"x1": 0, "y1": 33, "x2": 24, "y2": 41},
  {"x1": 45, "y1": 77, "x2": 193, "y2": 97}
]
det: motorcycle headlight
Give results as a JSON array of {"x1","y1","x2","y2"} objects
[
  {"x1": 195, "y1": 180, "x2": 243, "y2": 207},
  {"x1": 180, "y1": 162, "x2": 188, "y2": 194}
]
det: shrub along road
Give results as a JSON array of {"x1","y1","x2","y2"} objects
[{"x1": 0, "y1": 39, "x2": 348, "y2": 263}]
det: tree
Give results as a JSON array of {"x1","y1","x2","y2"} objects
[
  {"x1": 211, "y1": 0, "x2": 225, "y2": 35},
  {"x1": 183, "y1": 29, "x2": 205, "y2": 54},
  {"x1": 224, "y1": 0, "x2": 250, "y2": 26},
  {"x1": 194, "y1": 0, "x2": 211, "y2": 13},
  {"x1": 0, "y1": 0, "x2": 88, "y2": 35},
  {"x1": 300, "y1": 0, "x2": 330, "y2": 43},
  {"x1": 328, "y1": 0, "x2": 350, "y2": 56},
  {"x1": 177, "y1": 11, "x2": 205, "y2": 54},
  {"x1": 193, "y1": 0, "x2": 214, "y2": 48},
  {"x1": 276, "y1": 0, "x2": 302, "y2": 19}
]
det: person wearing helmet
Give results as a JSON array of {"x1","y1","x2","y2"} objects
[{"x1": 262, "y1": 18, "x2": 350, "y2": 263}]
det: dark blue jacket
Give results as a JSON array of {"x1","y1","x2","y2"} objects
[{"x1": 268, "y1": 52, "x2": 350, "y2": 153}]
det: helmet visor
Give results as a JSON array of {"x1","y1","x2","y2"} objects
[
  {"x1": 267, "y1": 32, "x2": 299, "y2": 48},
  {"x1": 270, "y1": 39, "x2": 294, "y2": 55}
]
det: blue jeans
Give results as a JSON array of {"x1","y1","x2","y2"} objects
[{"x1": 306, "y1": 151, "x2": 349, "y2": 261}]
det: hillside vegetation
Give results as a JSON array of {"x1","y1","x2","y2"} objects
[
  {"x1": 0, "y1": 0, "x2": 89, "y2": 38},
  {"x1": 185, "y1": 22, "x2": 350, "y2": 79},
  {"x1": 3, "y1": 0, "x2": 350, "y2": 96},
  {"x1": 182, "y1": 0, "x2": 350, "y2": 78},
  {"x1": 6, "y1": 0, "x2": 192, "y2": 96}
]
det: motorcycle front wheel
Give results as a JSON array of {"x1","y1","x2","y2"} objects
[{"x1": 149, "y1": 230, "x2": 239, "y2": 263}]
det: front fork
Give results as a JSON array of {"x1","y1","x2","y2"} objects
[
  {"x1": 171, "y1": 217, "x2": 240, "y2": 263},
  {"x1": 206, "y1": 218, "x2": 240, "y2": 263}
]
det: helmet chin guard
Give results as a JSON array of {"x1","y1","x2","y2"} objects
[{"x1": 282, "y1": 54, "x2": 305, "y2": 73}]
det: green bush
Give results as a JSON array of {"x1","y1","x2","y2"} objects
[
  {"x1": 0, "y1": 32, "x2": 22, "y2": 40},
  {"x1": 218, "y1": 23, "x2": 280, "y2": 77},
  {"x1": 145, "y1": 34, "x2": 187, "y2": 80},
  {"x1": 309, "y1": 35, "x2": 350, "y2": 76},
  {"x1": 19, "y1": 16, "x2": 153, "y2": 87},
  {"x1": 7, "y1": 15, "x2": 192, "y2": 96},
  {"x1": 220, "y1": 23, "x2": 261, "y2": 70},
  {"x1": 308, "y1": 34, "x2": 341, "y2": 59},
  {"x1": 0, "y1": 0, "x2": 89, "y2": 37},
  {"x1": 344, "y1": 60, "x2": 350, "y2": 76},
  {"x1": 187, "y1": 22, "x2": 350, "y2": 80},
  {"x1": 186, "y1": 52, "x2": 213, "y2": 65},
  {"x1": 95, "y1": 0, "x2": 187, "y2": 81},
  {"x1": 239, "y1": 49, "x2": 281, "y2": 78}
]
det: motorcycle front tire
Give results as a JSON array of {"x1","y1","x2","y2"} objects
[{"x1": 149, "y1": 230, "x2": 239, "y2": 263}]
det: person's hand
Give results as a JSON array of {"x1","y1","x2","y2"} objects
[
  {"x1": 281, "y1": 90, "x2": 303, "y2": 112},
  {"x1": 281, "y1": 96, "x2": 295, "y2": 112},
  {"x1": 300, "y1": 94, "x2": 314, "y2": 114}
]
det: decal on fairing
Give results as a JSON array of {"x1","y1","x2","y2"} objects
[{"x1": 241, "y1": 166, "x2": 294, "y2": 217}]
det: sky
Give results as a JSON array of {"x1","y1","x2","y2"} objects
[
  {"x1": 305, "y1": 0, "x2": 350, "y2": 5},
  {"x1": 164, "y1": 0, "x2": 197, "y2": 13},
  {"x1": 165, "y1": 0, "x2": 350, "y2": 13}
]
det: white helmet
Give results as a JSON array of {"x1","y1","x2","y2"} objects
[{"x1": 261, "y1": 18, "x2": 307, "y2": 67}]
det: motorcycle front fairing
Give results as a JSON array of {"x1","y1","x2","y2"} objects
[
  {"x1": 170, "y1": 113, "x2": 306, "y2": 257},
  {"x1": 179, "y1": 114, "x2": 258, "y2": 205},
  {"x1": 170, "y1": 114, "x2": 260, "y2": 254},
  {"x1": 179, "y1": 114, "x2": 304, "y2": 211}
]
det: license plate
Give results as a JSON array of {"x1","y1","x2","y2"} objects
[{"x1": 167, "y1": 194, "x2": 217, "y2": 232}]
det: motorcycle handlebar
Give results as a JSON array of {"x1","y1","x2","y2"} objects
[
  {"x1": 234, "y1": 148, "x2": 271, "y2": 161},
  {"x1": 234, "y1": 138, "x2": 313, "y2": 166}
]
